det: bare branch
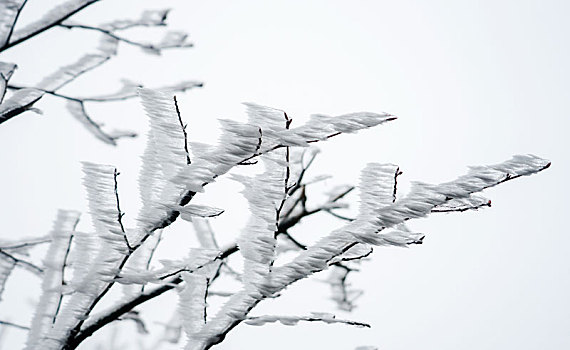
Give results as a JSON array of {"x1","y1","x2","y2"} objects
[
  {"x1": 325, "y1": 209, "x2": 355, "y2": 222},
  {"x1": 279, "y1": 232, "x2": 307, "y2": 250},
  {"x1": 0, "y1": 249, "x2": 42, "y2": 275},
  {"x1": 174, "y1": 96, "x2": 191, "y2": 165},
  {"x1": 393, "y1": 167, "x2": 402, "y2": 203},
  {"x1": 113, "y1": 168, "x2": 132, "y2": 251},
  {"x1": 0, "y1": 236, "x2": 51, "y2": 250},
  {"x1": 0, "y1": 320, "x2": 30, "y2": 331}
]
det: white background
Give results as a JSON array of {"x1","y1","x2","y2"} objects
[{"x1": 0, "y1": 1, "x2": 568, "y2": 349}]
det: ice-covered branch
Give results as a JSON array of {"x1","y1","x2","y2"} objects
[
  {"x1": 37, "y1": 90, "x2": 548, "y2": 349},
  {"x1": 325, "y1": 264, "x2": 364, "y2": 312},
  {"x1": 244, "y1": 312, "x2": 370, "y2": 328},
  {"x1": 26, "y1": 210, "x2": 80, "y2": 349},
  {"x1": 59, "y1": 23, "x2": 193, "y2": 54},
  {"x1": 0, "y1": 257, "x2": 16, "y2": 301},
  {"x1": 0, "y1": 4, "x2": 199, "y2": 143},
  {"x1": 0, "y1": 87, "x2": 43, "y2": 124},
  {"x1": 0, "y1": 0, "x2": 27, "y2": 48},
  {"x1": 1, "y1": 0, "x2": 101, "y2": 51},
  {"x1": 66, "y1": 100, "x2": 137, "y2": 145},
  {"x1": 432, "y1": 195, "x2": 492, "y2": 213},
  {"x1": 271, "y1": 156, "x2": 550, "y2": 293},
  {"x1": 187, "y1": 155, "x2": 548, "y2": 350}
]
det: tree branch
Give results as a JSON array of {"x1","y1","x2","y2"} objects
[
  {"x1": 0, "y1": 319, "x2": 30, "y2": 331},
  {"x1": 52, "y1": 215, "x2": 80, "y2": 324},
  {"x1": 0, "y1": 249, "x2": 42, "y2": 275},
  {"x1": 59, "y1": 23, "x2": 193, "y2": 52},
  {"x1": 1, "y1": 0, "x2": 101, "y2": 52},
  {"x1": 113, "y1": 168, "x2": 132, "y2": 251},
  {"x1": 173, "y1": 96, "x2": 191, "y2": 165}
]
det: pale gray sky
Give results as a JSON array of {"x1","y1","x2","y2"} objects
[{"x1": 0, "y1": 1, "x2": 568, "y2": 349}]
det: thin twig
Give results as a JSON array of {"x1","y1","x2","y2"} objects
[
  {"x1": 173, "y1": 96, "x2": 191, "y2": 165},
  {"x1": 325, "y1": 209, "x2": 355, "y2": 222},
  {"x1": 330, "y1": 247, "x2": 373, "y2": 264},
  {"x1": 280, "y1": 232, "x2": 307, "y2": 250},
  {"x1": 0, "y1": 249, "x2": 42, "y2": 275},
  {"x1": 204, "y1": 278, "x2": 210, "y2": 324},
  {"x1": 0, "y1": 320, "x2": 30, "y2": 331},
  {"x1": 59, "y1": 23, "x2": 193, "y2": 52},
  {"x1": 287, "y1": 150, "x2": 318, "y2": 196},
  {"x1": 141, "y1": 230, "x2": 163, "y2": 293},
  {"x1": 244, "y1": 314, "x2": 370, "y2": 328},
  {"x1": 431, "y1": 200, "x2": 492, "y2": 213},
  {"x1": 0, "y1": 237, "x2": 51, "y2": 250},
  {"x1": 53, "y1": 216, "x2": 80, "y2": 324},
  {"x1": 393, "y1": 167, "x2": 402, "y2": 203},
  {"x1": 113, "y1": 169, "x2": 131, "y2": 251}
]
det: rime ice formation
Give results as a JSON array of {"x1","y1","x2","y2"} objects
[{"x1": 0, "y1": 87, "x2": 548, "y2": 349}]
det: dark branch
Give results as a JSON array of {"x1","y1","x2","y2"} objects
[
  {"x1": 393, "y1": 167, "x2": 402, "y2": 203},
  {"x1": 113, "y1": 168, "x2": 132, "y2": 251},
  {"x1": 280, "y1": 232, "x2": 307, "y2": 250},
  {"x1": 0, "y1": 249, "x2": 42, "y2": 275},
  {"x1": 173, "y1": 96, "x2": 191, "y2": 165},
  {"x1": 325, "y1": 209, "x2": 355, "y2": 222},
  {"x1": 0, "y1": 0, "x2": 28, "y2": 47},
  {"x1": 431, "y1": 200, "x2": 492, "y2": 213},
  {"x1": 0, "y1": 320, "x2": 30, "y2": 331},
  {"x1": 53, "y1": 216, "x2": 80, "y2": 324},
  {"x1": 244, "y1": 314, "x2": 370, "y2": 328},
  {"x1": 0, "y1": 236, "x2": 51, "y2": 250}
]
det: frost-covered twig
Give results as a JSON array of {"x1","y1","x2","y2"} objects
[
  {"x1": 1, "y1": 0, "x2": 100, "y2": 51},
  {"x1": 325, "y1": 264, "x2": 364, "y2": 312},
  {"x1": 0, "y1": 4, "x2": 200, "y2": 143},
  {"x1": 26, "y1": 210, "x2": 80, "y2": 349},
  {"x1": 59, "y1": 23, "x2": 193, "y2": 53},
  {"x1": 51, "y1": 215, "x2": 80, "y2": 325},
  {"x1": 244, "y1": 312, "x2": 370, "y2": 328}
]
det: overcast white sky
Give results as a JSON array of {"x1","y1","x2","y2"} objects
[{"x1": 0, "y1": 1, "x2": 568, "y2": 349}]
